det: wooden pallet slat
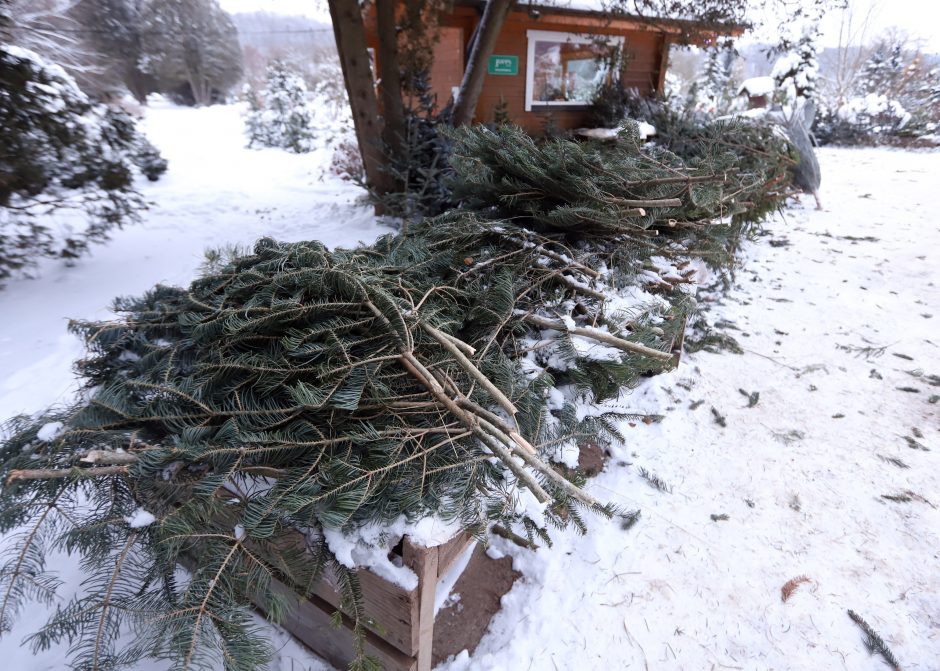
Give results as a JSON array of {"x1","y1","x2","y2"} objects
[
  {"x1": 247, "y1": 529, "x2": 486, "y2": 671},
  {"x1": 256, "y1": 578, "x2": 418, "y2": 671}
]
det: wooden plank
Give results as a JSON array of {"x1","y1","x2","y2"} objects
[
  {"x1": 240, "y1": 527, "x2": 502, "y2": 671},
  {"x1": 305, "y1": 530, "x2": 471, "y2": 655},
  {"x1": 308, "y1": 564, "x2": 420, "y2": 655},
  {"x1": 503, "y1": 11, "x2": 681, "y2": 34},
  {"x1": 428, "y1": 26, "x2": 465, "y2": 110},
  {"x1": 435, "y1": 531, "x2": 475, "y2": 580},
  {"x1": 403, "y1": 539, "x2": 440, "y2": 671},
  {"x1": 256, "y1": 579, "x2": 418, "y2": 671},
  {"x1": 256, "y1": 525, "x2": 422, "y2": 655}
]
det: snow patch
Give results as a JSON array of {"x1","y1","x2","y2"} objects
[
  {"x1": 738, "y1": 76, "x2": 775, "y2": 97},
  {"x1": 36, "y1": 421, "x2": 64, "y2": 441},
  {"x1": 322, "y1": 514, "x2": 463, "y2": 592},
  {"x1": 124, "y1": 508, "x2": 156, "y2": 529},
  {"x1": 434, "y1": 541, "x2": 476, "y2": 615}
]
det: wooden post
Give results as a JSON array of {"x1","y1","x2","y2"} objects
[
  {"x1": 403, "y1": 538, "x2": 440, "y2": 671},
  {"x1": 452, "y1": 0, "x2": 514, "y2": 126},
  {"x1": 656, "y1": 35, "x2": 672, "y2": 95},
  {"x1": 328, "y1": 0, "x2": 395, "y2": 196},
  {"x1": 375, "y1": 0, "x2": 406, "y2": 167}
]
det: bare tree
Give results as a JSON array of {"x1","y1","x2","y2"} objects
[
  {"x1": 139, "y1": 0, "x2": 242, "y2": 106},
  {"x1": 4, "y1": 0, "x2": 105, "y2": 88},
  {"x1": 821, "y1": 0, "x2": 880, "y2": 106}
]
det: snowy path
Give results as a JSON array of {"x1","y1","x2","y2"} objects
[
  {"x1": 0, "y1": 101, "x2": 383, "y2": 421},
  {"x1": 444, "y1": 148, "x2": 940, "y2": 671},
  {"x1": 0, "y1": 101, "x2": 378, "y2": 671},
  {"x1": 0, "y1": 104, "x2": 937, "y2": 671}
]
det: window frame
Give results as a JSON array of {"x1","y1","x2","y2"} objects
[{"x1": 524, "y1": 29, "x2": 624, "y2": 112}]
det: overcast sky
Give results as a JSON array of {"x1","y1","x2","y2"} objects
[
  {"x1": 218, "y1": 0, "x2": 940, "y2": 52},
  {"x1": 219, "y1": 0, "x2": 330, "y2": 21}
]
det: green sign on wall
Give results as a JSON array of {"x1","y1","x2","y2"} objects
[{"x1": 487, "y1": 55, "x2": 518, "y2": 75}]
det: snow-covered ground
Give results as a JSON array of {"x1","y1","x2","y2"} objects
[
  {"x1": 0, "y1": 102, "x2": 937, "y2": 670},
  {"x1": 447, "y1": 148, "x2": 940, "y2": 671},
  {"x1": 0, "y1": 99, "x2": 382, "y2": 422}
]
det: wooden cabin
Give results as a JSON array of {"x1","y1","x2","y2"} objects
[
  {"x1": 737, "y1": 76, "x2": 775, "y2": 109},
  {"x1": 365, "y1": 0, "x2": 739, "y2": 134}
]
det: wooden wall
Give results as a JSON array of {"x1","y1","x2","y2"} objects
[
  {"x1": 366, "y1": 5, "x2": 671, "y2": 134},
  {"x1": 439, "y1": 6, "x2": 668, "y2": 133}
]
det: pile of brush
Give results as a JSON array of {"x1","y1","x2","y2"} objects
[{"x1": 0, "y1": 121, "x2": 795, "y2": 670}]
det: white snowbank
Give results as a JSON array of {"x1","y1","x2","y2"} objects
[
  {"x1": 738, "y1": 75, "x2": 774, "y2": 97},
  {"x1": 439, "y1": 147, "x2": 940, "y2": 671},
  {"x1": 577, "y1": 121, "x2": 656, "y2": 141}
]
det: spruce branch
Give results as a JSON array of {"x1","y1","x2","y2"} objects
[
  {"x1": 0, "y1": 490, "x2": 66, "y2": 634},
  {"x1": 0, "y1": 119, "x2": 794, "y2": 670},
  {"x1": 6, "y1": 466, "x2": 129, "y2": 484},
  {"x1": 422, "y1": 323, "x2": 518, "y2": 418},
  {"x1": 521, "y1": 313, "x2": 673, "y2": 361},
  {"x1": 79, "y1": 450, "x2": 141, "y2": 466},
  {"x1": 398, "y1": 352, "x2": 552, "y2": 504},
  {"x1": 847, "y1": 609, "x2": 902, "y2": 671},
  {"x1": 780, "y1": 575, "x2": 811, "y2": 602}
]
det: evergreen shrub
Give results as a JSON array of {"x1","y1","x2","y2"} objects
[
  {"x1": 0, "y1": 44, "x2": 166, "y2": 284},
  {"x1": 245, "y1": 60, "x2": 316, "y2": 154}
]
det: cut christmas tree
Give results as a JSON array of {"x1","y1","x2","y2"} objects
[{"x1": 0, "y1": 120, "x2": 795, "y2": 670}]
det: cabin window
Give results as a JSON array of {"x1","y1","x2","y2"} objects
[{"x1": 525, "y1": 30, "x2": 623, "y2": 111}]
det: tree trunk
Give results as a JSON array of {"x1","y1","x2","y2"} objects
[
  {"x1": 375, "y1": 0, "x2": 406, "y2": 170},
  {"x1": 124, "y1": 66, "x2": 155, "y2": 104},
  {"x1": 328, "y1": 0, "x2": 395, "y2": 197},
  {"x1": 452, "y1": 0, "x2": 514, "y2": 126}
]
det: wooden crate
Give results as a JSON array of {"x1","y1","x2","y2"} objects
[{"x1": 253, "y1": 530, "x2": 516, "y2": 671}]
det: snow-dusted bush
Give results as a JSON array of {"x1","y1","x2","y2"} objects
[
  {"x1": 328, "y1": 136, "x2": 364, "y2": 182},
  {"x1": 815, "y1": 95, "x2": 912, "y2": 146},
  {"x1": 0, "y1": 44, "x2": 166, "y2": 284},
  {"x1": 294, "y1": 60, "x2": 359, "y2": 180},
  {"x1": 771, "y1": 31, "x2": 819, "y2": 107},
  {"x1": 245, "y1": 60, "x2": 316, "y2": 153},
  {"x1": 814, "y1": 36, "x2": 940, "y2": 146},
  {"x1": 839, "y1": 94, "x2": 910, "y2": 132}
]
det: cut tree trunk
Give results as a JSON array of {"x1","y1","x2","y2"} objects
[
  {"x1": 452, "y1": 0, "x2": 514, "y2": 126},
  {"x1": 328, "y1": 0, "x2": 395, "y2": 196}
]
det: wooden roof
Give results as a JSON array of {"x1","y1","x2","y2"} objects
[{"x1": 453, "y1": 0, "x2": 746, "y2": 41}]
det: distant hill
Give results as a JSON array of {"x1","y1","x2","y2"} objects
[{"x1": 231, "y1": 11, "x2": 335, "y2": 53}]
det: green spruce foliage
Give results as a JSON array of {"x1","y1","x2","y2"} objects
[
  {"x1": 0, "y1": 121, "x2": 795, "y2": 670},
  {"x1": 448, "y1": 122, "x2": 795, "y2": 266},
  {"x1": 374, "y1": 72, "x2": 454, "y2": 220}
]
